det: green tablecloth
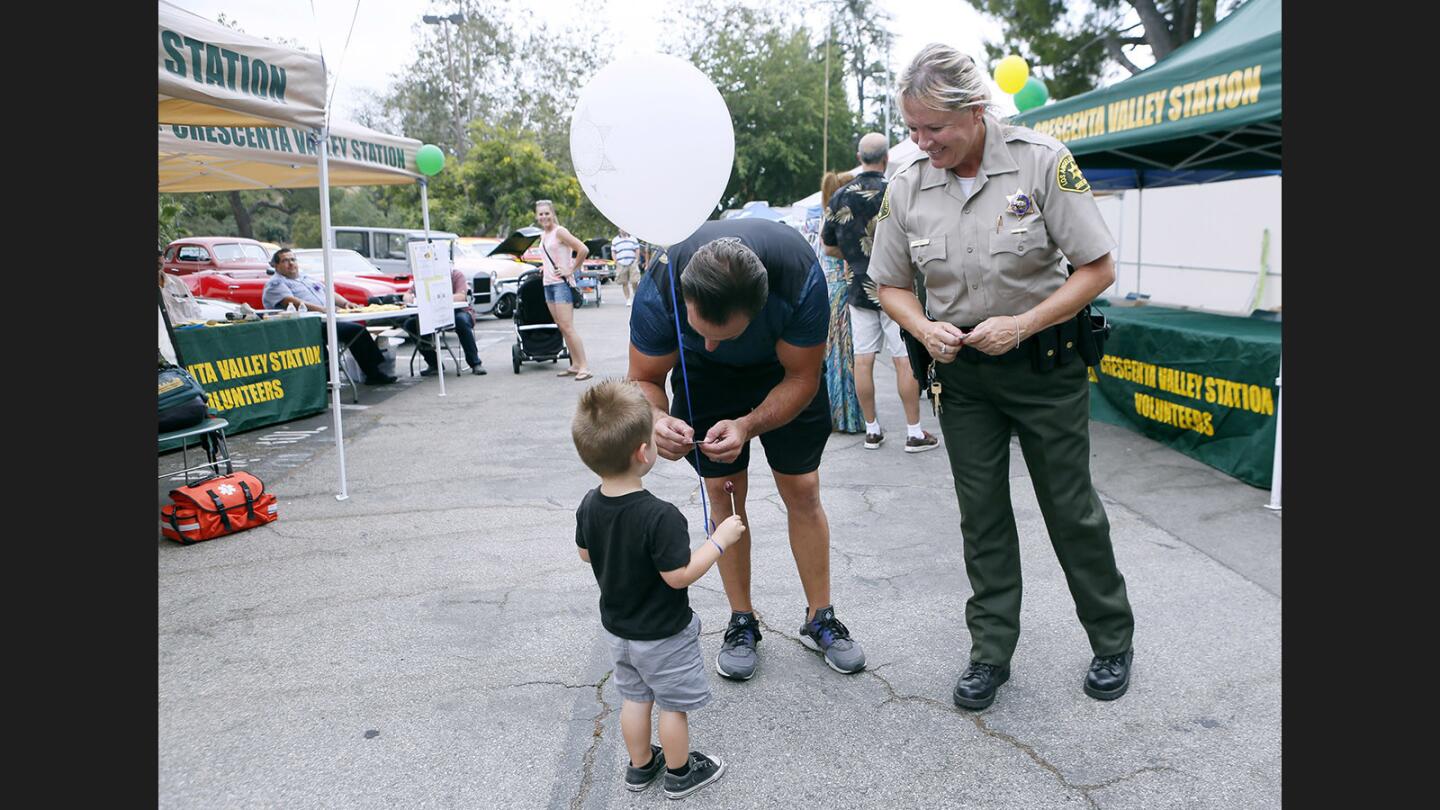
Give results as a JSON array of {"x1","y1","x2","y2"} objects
[
  {"x1": 1088, "y1": 303, "x2": 1280, "y2": 488},
  {"x1": 161, "y1": 318, "x2": 328, "y2": 451}
]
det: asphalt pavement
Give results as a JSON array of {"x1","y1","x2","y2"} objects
[{"x1": 158, "y1": 294, "x2": 1281, "y2": 809}]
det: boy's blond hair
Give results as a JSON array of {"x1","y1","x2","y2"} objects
[{"x1": 572, "y1": 379, "x2": 655, "y2": 477}]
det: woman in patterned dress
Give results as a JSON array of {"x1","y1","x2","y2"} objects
[{"x1": 806, "y1": 171, "x2": 865, "y2": 434}]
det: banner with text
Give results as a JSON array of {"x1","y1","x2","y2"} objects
[
  {"x1": 164, "y1": 318, "x2": 328, "y2": 447},
  {"x1": 1087, "y1": 306, "x2": 1280, "y2": 488}
]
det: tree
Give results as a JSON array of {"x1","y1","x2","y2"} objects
[
  {"x1": 965, "y1": 0, "x2": 1235, "y2": 100},
  {"x1": 368, "y1": 0, "x2": 613, "y2": 237},
  {"x1": 677, "y1": 2, "x2": 856, "y2": 210},
  {"x1": 827, "y1": 0, "x2": 897, "y2": 139},
  {"x1": 378, "y1": 0, "x2": 525, "y2": 158},
  {"x1": 450, "y1": 122, "x2": 584, "y2": 237}
]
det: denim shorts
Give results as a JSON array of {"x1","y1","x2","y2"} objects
[
  {"x1": 543, "y1": 282, "x2": 574, "y2": 304},
  {"x1": 605, "y1": 612, "x2": 711, "y2": 712}
]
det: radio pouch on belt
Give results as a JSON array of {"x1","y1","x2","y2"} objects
[{"x1": 1076, "y1": 305, "x2": 1110, "y2": 366}]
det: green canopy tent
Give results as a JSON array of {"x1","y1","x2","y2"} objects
[
  {"x1": 1012, "y1": 0, "x2": 1282, "y2": 508},
  {"x1": 160, "y1": 0, "x2": 426, "y2": 500},
  {"x1": 1011, "y1": 0, "x2": 1280, "y2": 188}
]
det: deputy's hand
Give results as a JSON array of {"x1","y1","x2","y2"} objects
[
  {"x1": 923, "y1": 321, "x2": 967, "y2": 364},
  {"x1": 653, "y1": 415, "x2": 694, "y2": 461},
  {"x1": 712, "y1": 514, "x2": 746, "y2": 549},
  {"x1": 702, "y1": 419, "x2": 748, "y2": 464},
  {"x1": 964, "y1": 315, "x2": 1028, "y2": 356}
]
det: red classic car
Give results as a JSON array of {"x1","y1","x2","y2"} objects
[
  {"x1": 291, "y1": 249, "x2": 412, "y2": 297},
  {"x1": 162, "y1": 237, "x2": 402, "y2": 309}
]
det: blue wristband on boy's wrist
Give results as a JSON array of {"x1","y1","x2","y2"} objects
[{"x1": 710, "y1": 538, "x2": 724, "y2": 555}]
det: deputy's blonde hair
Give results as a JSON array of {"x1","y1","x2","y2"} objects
[
  {"x1": 898, "y1": 43, "x2": 994, "y2": 114},
  {"x1": 572, "y1": 379, "x2": 654, "y2": 477}
]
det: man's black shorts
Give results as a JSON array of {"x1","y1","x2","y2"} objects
[{"x1": 669, "y1": 351, "x2": 830, "y2": 478}]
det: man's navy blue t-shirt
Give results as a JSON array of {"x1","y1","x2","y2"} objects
[{"x1": 629, "y1": 219, "x2": 829, "y2": 368}]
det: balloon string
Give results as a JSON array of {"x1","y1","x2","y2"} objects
[{"x1": 663, "y1": 248, "x2": 713, "y2": 538}]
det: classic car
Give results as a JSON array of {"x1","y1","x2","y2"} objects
[
  {"x1": 291, "y1": 249, "x2": 412, "y2": 298},
  {"x1": 163, "y1": 236, "x2": 272, "y2": 276},
  {"x1": 328, "y1": 226, "x2": 461, "y2": 279},
  {"x1": 457, "y1": 227, "x2": 542, "y2": 319},
  {"x1": 163, "y1": 237, "x2": 400, "y2": 309}
]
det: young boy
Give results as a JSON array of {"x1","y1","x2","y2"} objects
[{"x1": 572, "y1": 380, "x2": 744, "y2": 799}]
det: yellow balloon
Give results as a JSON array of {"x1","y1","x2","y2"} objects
[{"x1": 995, "y1": 55, "x2": 1029, "y2": 95}]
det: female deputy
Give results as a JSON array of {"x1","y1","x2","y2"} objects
[{"x1": 869, "y1": 43, "x2": 1135, "y2": 711}]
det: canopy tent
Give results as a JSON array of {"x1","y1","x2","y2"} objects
[
  {"x1": 159, "y1": 120, "x2": 421, "y2": 192},
  {"x1": 159, "y1": 0, "x2": 430, "y2": 500},
  {"x1": 1010, "y1": 0, "x2": 1280, "y2": 190},
  {"x1": 1012, "y1": 0, "x2": 1281, "y2": 508},
  {"x1": 159, "y1": 0, "x2": 326, "y2": 131}
]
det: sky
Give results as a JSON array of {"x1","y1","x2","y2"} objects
[{"x1": 167, "y1": 0, "x2": 1018, "y2": 123}]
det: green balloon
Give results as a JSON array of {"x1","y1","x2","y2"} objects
[
  {"x1": 1014, "y1": 77, "x2": 1049, "y2": 112},
  {"x1": 416, "y1": 144, "x2": 445, "y2": 176}
]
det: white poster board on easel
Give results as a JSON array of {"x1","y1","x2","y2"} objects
[{"x1": 409, "y1": 241, "x2": 453, "y2": 336}]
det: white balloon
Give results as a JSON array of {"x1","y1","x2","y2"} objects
[{"x1": 570, "y1": 53, "x2": 735, "y2": 247}]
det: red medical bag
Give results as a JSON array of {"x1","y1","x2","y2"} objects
[{"x1": 160, "y1": 472, "x2": 277, "y2": 544}]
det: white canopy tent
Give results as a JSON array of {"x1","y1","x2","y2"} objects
[{"x1": 159, "y1": 0, "x2": 429, "y2": 500}]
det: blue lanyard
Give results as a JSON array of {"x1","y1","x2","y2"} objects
[{"x1": 662, "y1": 251, "x2": 714, "y2": 536}]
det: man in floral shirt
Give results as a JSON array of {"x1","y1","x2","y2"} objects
[{"x1": 821, "y1": 132, "x2": 938, "y2": 454}]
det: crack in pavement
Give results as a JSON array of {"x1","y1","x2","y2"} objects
[
  {"x1": 571, "y1": 670, "x2": 613, "y2": 810},
  {"x1": 1075, "y1": 765, "x2": 1179, "y2": 793},
  {"x1": 503, "y1": 680, "x2": 602, "y2": 691},
  {"x1": 859, "y1": 486, "x2": 880, "y2": 515},
  {"x1": 865, "y1": 667, "x2": 1146, "y2": 809},
  {"x1": 970, "y1": 714, "x2": 1105, "y2": 810}
]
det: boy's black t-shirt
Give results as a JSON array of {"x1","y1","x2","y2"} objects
[{"x1": 575, "y1": 488, "x2": 693, "y2": 640}]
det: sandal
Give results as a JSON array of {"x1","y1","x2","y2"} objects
[
  {"x1": 574, "y1": 371, "x2": 594, "y2": 381},
  {"x1": 557, "y1": 368, "x2": 578, "y2": 376}
]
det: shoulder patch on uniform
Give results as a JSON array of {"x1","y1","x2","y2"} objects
[
  {"x1": 876, "y1": 186, "x2": 892, "y2": 222},
  {"x1": 1056, "y1": 154, "x2": 1091, "y2": 194}
]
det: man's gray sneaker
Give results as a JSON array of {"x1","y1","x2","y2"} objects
[
  {"x1": 663, "y1": 751, "x2": 726, "y2": 799},
  {"x1": 798, "y1": 606, "x2": 866, "y2": 674},
  {"x1": 863, "y1": 430, "x2": 885, "y2": 449},
  {"x1": 624, "y1": 744, "x2": 665, "y2": 792},
  {"x1": 905, "y1": 430, "x2": 941, "y2": 453},
  {"x1": 715, "y1": 611, "x2": 761, "y2": 681}
]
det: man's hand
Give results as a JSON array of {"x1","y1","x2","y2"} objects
[
  {"x1": 653, "y1": 414, "x2": 695, "y2": 460},
  {"x1": 702, "y1": 419, "x2": 749, "y2": 464},
  {"x1": 711, "y1": 514, "x2": 746, "y2": 549}
]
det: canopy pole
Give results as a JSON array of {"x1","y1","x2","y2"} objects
[
  {"x1": 420, "y1": 178, "x2": 446, "y2": 397},
  {"x1": 1264, "y1": 362, "x2": 1281, "y2": 511},
  {"x1": 1113, "y1": 189, "x2": 1124, "y2": 297},
  {"x1": 316, "y1": 128, "x2": 350, "y2": 501},
  {"x1": 1135, "y1": 187, "x2": 1144, "y2": 297}
]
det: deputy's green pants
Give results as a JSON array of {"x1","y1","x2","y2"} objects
[{"x1": 934, "y1": 355, "x2": 1134, "y2": 666}]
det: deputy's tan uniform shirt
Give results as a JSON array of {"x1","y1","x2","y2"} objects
[{"x1": 869, "y1": 115, "x2": 1114, "y2": 326}]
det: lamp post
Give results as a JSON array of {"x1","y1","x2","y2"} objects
[{"x1": 422, "y1": 12, "x2": 466, "y2": 150}]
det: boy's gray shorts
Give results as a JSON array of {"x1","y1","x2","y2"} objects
[{"x1": 605, "y1": 613, "x2": 712, "y2": 712}]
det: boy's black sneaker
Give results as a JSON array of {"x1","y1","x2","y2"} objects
[
  {"x1": 624, "y1": 744, "x2": 665, "y2": 792},
  {"x1": 663, "y1": 751, "x2": 726, "y2": 800}
]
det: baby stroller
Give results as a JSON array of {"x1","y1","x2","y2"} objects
[{"x1": 511, "y1": 269, "x2": 571, "y2": 373}]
